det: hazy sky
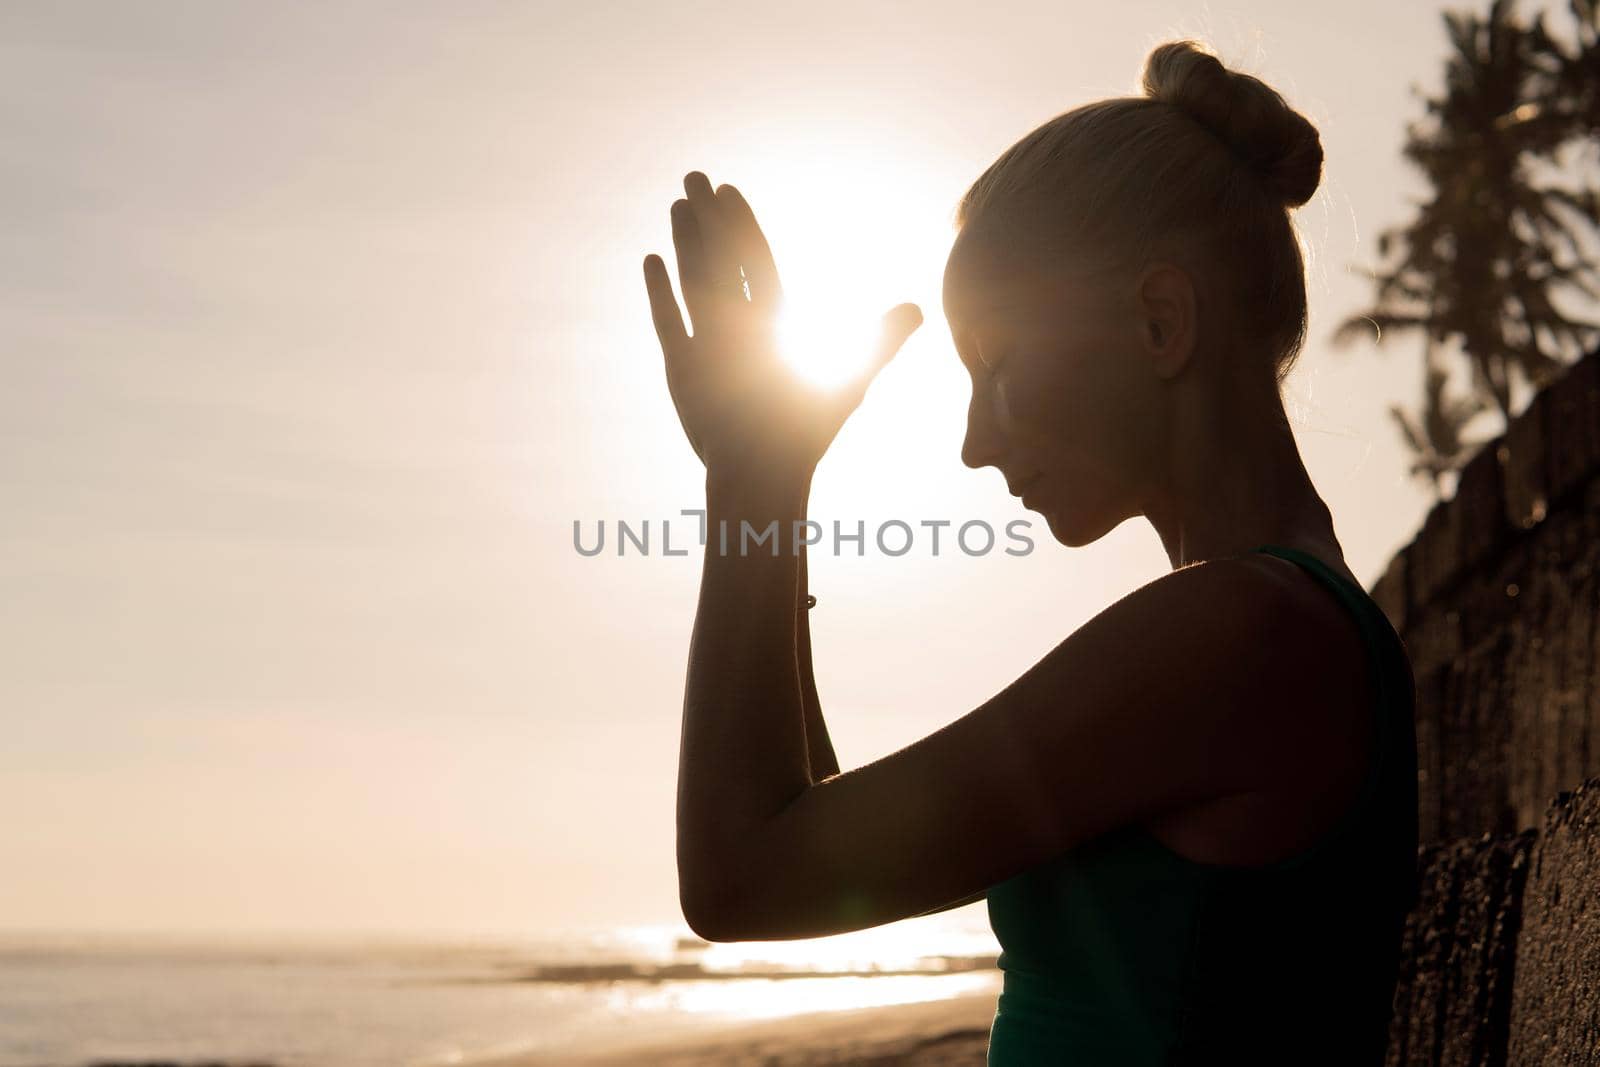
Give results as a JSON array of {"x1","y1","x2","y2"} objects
[{"x1": 1, "y1": 1, "x2": 1497, "y2": 938}]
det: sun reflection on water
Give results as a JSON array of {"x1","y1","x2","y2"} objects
[
  {"x1": 611, "y1": 971, "x2": 1001, "y2": 1022},
  {"x1": 693, "y1": 920, "x2": 994, "y2": 975},
  {"x1": 598, "y1": 915, "x2": 1001, "y2": 1020}
]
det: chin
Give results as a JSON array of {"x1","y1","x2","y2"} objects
[{"x1": 1040, "y1": 503, "x2": 1122, "y2": 549}]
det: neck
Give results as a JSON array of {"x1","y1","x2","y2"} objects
[{"x1": 1141, "y1": 371, "x2": 1337, "y2": 571}]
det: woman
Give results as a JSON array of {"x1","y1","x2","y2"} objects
[{"x1": 641, "y1": 39, "x2": 1419, "y2": 1065}]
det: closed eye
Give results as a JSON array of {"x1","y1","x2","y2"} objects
[
  {"x1": 956, "y1": 331, "x2": 1011, "y2": 379},
  {"x1": 979, "y1": 347, "x2": 1012, "y2": 376}
]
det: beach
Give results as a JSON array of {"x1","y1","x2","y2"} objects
[
  {"x1": 474, "y1": 990, "x2": 998, "y2": 1066},
  {"x1": 0, "y1": 925, "x2": 1002, "y2": 1067}
]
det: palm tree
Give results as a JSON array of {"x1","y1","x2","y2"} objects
[
  {"x1": 1388, "y1": 344, "x2": 1494, "y2": 497},
  {"x1": 1333, "y1": 0, "x2": 1600, "y2": 496}
]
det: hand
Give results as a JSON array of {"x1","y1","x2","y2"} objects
[{"x1": 643, "y1": 171, "x2": 923, "y2": 483}]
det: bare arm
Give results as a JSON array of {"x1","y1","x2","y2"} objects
[
  {"x1": 676, "y1": 470, "x2": 816, "y2": 933},
  {"x1": 800, "y1": 504, "x2": 982, "y2": 915},
  {"x1": 910, "y1": 889, "x2": 988, "y2": 918},
  {"x1": 799, "y1": 544, "x2": 969, "y2": 913},
  {"x1": 797, "y1": 512, "x2": 840, "y2": 782},
  {"x1": 680, "y1": 551, "x2": 1324, "y2": 942}
]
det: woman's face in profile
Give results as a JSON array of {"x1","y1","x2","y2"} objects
[{"x1": 942, "y1": 228, "x2": 1160, "y2": 547}]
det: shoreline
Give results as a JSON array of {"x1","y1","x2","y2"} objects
[{"x1": 472, "y1": 987, "x2": 999, "y2": 1066}]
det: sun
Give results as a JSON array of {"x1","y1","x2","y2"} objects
[
  {"x1": 631, "y1": 135, "x2": 975, "y2": 514},
  {"x1": 774, "y1": 295, "x2": 888, "y2": 391},
  {"x1": 710, "y1": 146, "x2": 952, "y2": 393}
]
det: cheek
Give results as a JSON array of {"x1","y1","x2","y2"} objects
[
  {"x1": 997, "y1": 356, "x2": 1071, "y2": 441},
  {"x1": 1001, "y1": 349, "x2": 1130, "y2": 463}
]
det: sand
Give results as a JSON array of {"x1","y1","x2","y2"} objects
[{"x1": 477, "y1": 989, "x2": 999, "y2": 1066}]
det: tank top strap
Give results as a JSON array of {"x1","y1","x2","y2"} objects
[{"x1": 1247, "y1": 544, "x2": 1390, "y2": 654}]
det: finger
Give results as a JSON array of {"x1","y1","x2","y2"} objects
[
  {"x1": 643, "y1": 253, "x2": 689, "y2": 365},
  {"x1": 716, "y1": 183, "x2": 783, "y2": 316},
  {"x1": 845, "y1": 303, "x2": 923, "y2": 402},
  {"x1": 872, "y1": 303, "x2": 923, "y2": 369},
  {"x1": 671, "y1": 198, "x2": 716, "y2": 336},
  {"x1": 684, "y1": 171, "x2": 746, "y2": 312},
  {"x1": 645, "y1": 254, "x2": 705, "y2": 463}
]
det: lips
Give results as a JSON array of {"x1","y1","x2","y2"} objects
[{"x1": 1007, "y1": 474, "x2": 1042, "y2": 497}]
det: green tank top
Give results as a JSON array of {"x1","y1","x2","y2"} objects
[{"x1": 983, "y1": 544, "x2": 1419, "y2": 1065}]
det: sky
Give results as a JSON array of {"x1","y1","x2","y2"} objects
[{"x1": 0, "y1": 0, "x2": 1511, "y2": 939}]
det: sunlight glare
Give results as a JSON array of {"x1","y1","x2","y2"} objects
[
  {"x1": 775, "y1": 299, "x2": 883, "y2": 390},
  {"x1": 635, "y1": 131, "x2": 976, "y2": 512},
  {"x1": 716, "y1": 141, "x2": 951, "y2": 394},
  {"x1": 612, "y1": 971, "x2": 1002, "y2": 1022}
]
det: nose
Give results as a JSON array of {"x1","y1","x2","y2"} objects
[{"x1": 961, "y1": 387, "x2": 1006, "y2": 470}]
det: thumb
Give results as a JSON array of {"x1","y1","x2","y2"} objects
[
  {"x1": 876, "y1": 302, "x2": 924, "y2": 369},
  {"x1": 844, "y1": 302, "x2": 923, "y2": 399}
]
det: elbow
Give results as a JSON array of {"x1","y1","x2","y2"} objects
[
  {"x1": 681, "y1": 904, "x2": 733, "y2": 944},
  {"x1": 678, "y1": 850, "x2": 759, "y2": 943},
  {"x1": 679, "y1": 883, "x2": 744, "y2": 944},
  {"x1": 678, "y1": 826, "x2": 776, "y2": 942}
]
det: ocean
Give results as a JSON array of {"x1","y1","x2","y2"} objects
[{"x1": 0, "y1": 913, "x2": 1001, "y2": 1067}]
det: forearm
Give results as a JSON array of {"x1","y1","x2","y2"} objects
[
  {"x1": 677, "y1": 468, "x2": 816, "y2": 913},
  {"x1": 797, "y1": 536, "x2": 840, "y2": 781}
]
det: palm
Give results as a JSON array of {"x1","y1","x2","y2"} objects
[{"x1": 643, "y1": 171, "x2": 921, "y2": 480}]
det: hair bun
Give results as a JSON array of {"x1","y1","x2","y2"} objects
[{"x1": 1140, "y1": 39, "x2": 1323, "y2": 209}]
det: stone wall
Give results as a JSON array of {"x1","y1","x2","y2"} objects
[
  {"x1": 1386, "y1": 831, "x2": 1534, "y2": 1067},
  {"x1": 1369, "y1": 350, "x2": 1600, "y2": 844},
  {"x1": 1375, "y1": 348, "x2": 1600, "y2": 1065},
  {"x1": 1507, "y1": 780, "x2": 1600, "y2": 1065}
]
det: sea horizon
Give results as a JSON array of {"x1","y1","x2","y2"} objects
[{"x1": 0, "y1": 913, "x2": 1001, "y2": 1067}]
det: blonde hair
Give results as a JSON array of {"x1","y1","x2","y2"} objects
[{"x1": 954, "y1": 39, "x2": 1323, "y2": 389}]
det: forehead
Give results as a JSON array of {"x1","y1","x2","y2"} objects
[
  {"x1": 943, "y1": 235, "x2": 1027, "y2": 323},
  {"x1": 943, "y1": 232, "x2": 1082, "y2": 332}
]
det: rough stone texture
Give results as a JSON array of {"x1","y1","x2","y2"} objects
[
  {"x1": 1455, "y1": 440, "x2": 1511, "y2": 578},
  {"x1": 1440, "y1": 635, "x2": 1518, "y2": 841},
  {"x1": 1506, "y1": 779, "x2": 1600, "y2": 1065},
  {"x1": 1384, "y1": 350, "x2": 1600, "y2": 845},
  {"x1": 1501, "y1": 389, "x2": 1551, "y2": 534},
  {"x1": 1503, "y1": 513, "x2": 1600, "y2": 836},
  {"x1": 1545, "y1": 351, "x2": 1600, "y2": 508},
  {"x1": 1413, "y1": 498, "x2": 1463, "y2": 610},
  {"x1": 1415, "y1": 660, "x2": 1448, "y2": 843},
  {"x1": 1386, "y1": 831, "x2": 1535, "y2": 1067},
  {"x1": 1406, "y1": 488, "x2": 1600, "y2": 843},
  {"x1": 1375, "y1": 351, "x2": 1600, "y2": 1066}
]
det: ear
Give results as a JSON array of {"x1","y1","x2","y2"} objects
[{"x1": 1135, "y1": 262, "x2": 1196, "y2": 379}]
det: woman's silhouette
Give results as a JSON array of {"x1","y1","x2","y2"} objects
[{"x1": 642, "y1": 39, "x2": 1419, "y2": 1065}]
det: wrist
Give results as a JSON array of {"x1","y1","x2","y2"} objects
[
  {"x1": 703, "y1": 469, "x2": 811, "y2": 558},
  {"x1": 705, "y1": 464, "x2": 813, "y2": 504}
]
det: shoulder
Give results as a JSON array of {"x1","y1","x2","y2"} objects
[
  {"x1": 1089, "y1": 553, "x2": 1369, "y2": 780},
  {"x1": 1224, "y1": 550, "x2": 1370, "y2": 670},
  {"x1": 1112, "y1": 551, "x2": 1338, "y2": 665},
  {"x1": 1190, "y1": 551, "x2": 1374, "y2": 780},
  {"x1": 1170, "y1": 549, "x2": 1363, "y2": 649},
  {"x1": 987, "y1": 554, "x2": 1363, "y2": 807}
]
